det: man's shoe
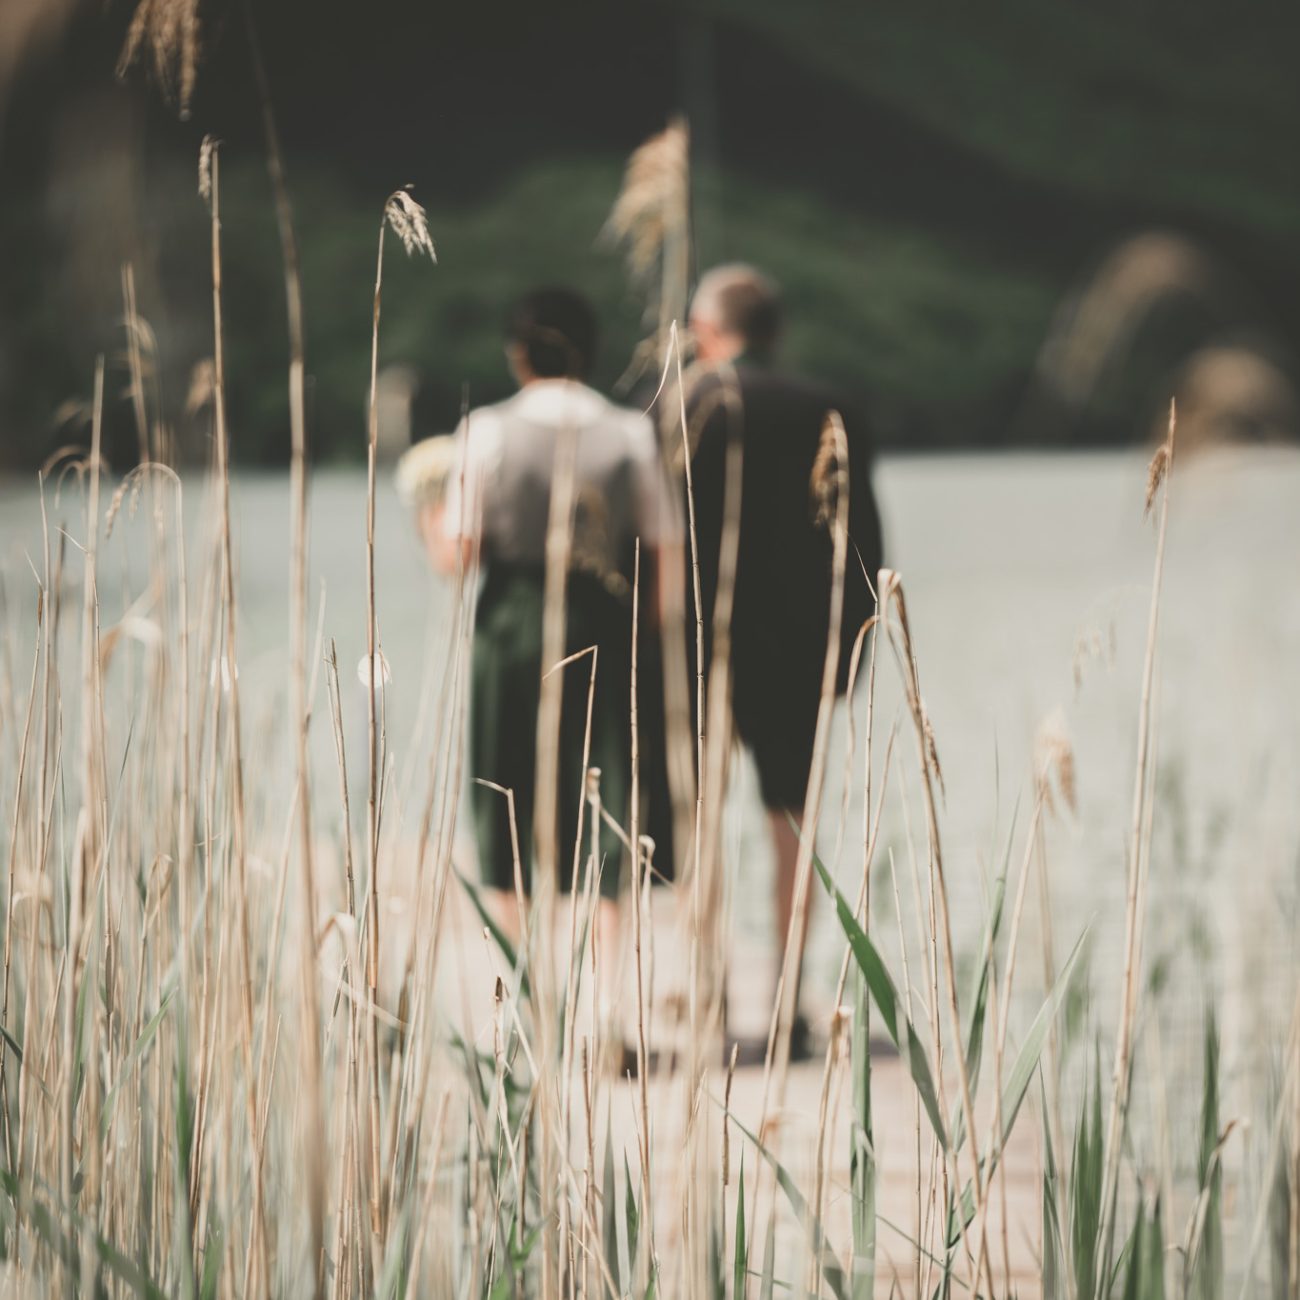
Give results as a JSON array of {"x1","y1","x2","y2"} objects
[
  {"x1": 724, "y1": 1015, "x2": 817, "y2": 1070},
  {"x1": 788, "y1": 1014, "x2": 818, "y2": 1063}
]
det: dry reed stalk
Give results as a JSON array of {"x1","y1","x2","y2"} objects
[
  {"x1": 692, "y1": 362, "x2": 742, "y2": 982},
  {"x1": 1031, "y1": 807, "x2": 1068, "y2": 1240},
  {"x1": 1229, "y1": 990, "x2": 1300, "y2": 1299},
  {"x1": 0, "y1": 604, "x2": 41, "y2": 1177},
  {"x1": 188, "y1": 520, "x2": 228, "y2": 1233},
  {"x1": 61, "y1": 358, "x2": 105, "y2": 1295},
  {"x1": 1095, "y1": 399, "x2": 1177, "y2": 1293},
  {"x1": 241, "y1": 19, "x2": 330, "y2": 1278},
  {"x1": 990, "y1": 794, "x2": 1043, "y2": 1284},
  {"x1": 404, "y1": 564, "x2": 477, "y2": 1186},
  {"x1": 532, "y1": 404, "x2": 580, "y2": 1299},
  {"x1": 628, "y1": 545, "x2": 655, "y2": 1267},
  {"x1": 200, "y1": 140, "x2": 271, "y2": 1300},
  {"x1": 801, "y1": 607, "x2": 885, "y2": 1294},
  {"x1": 554, "y1": 650, "x2": 600, "y2": 1274},
  {"x1": 884, "y1": 843, "x2": 930, "y2": 1290},
  {"x1": 364, "y1": 205, "x2": 382, "y2": 1248},
  {"x1": 750, "y1": 414, "x2": 851, "y2": 1219},
  {"x1": 360, "y1": 187, "x2": 434, "y2": 1248},
  {"x1": 879, "y1": 569, "x2": 994, "y2": 1292},
  {"x1": 808, "y1": 707, "x2": 901, "y2": 1296},
  {"x1": 167, "y1": 466, "x2": 193, "y2": 1063},
  {"x1": 608, "y1": 124, "x2": 696, "y2": 896},
  {"x1": 401, "y1": 1088, "x2": 453, "y2": 1297},
  {"x1": 986, "y1": 723, "x2": 1074, "y2": 1286},
  {"x1": 671, "y1": 339, "x2": 742, "y2": 1297},
  {"x1": 121, "y1": 265, "x2": 153, "y2": 467}
]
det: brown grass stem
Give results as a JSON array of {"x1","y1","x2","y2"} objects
[{"x1": 1095, "y1": 400, "x2": 1177, "y2": 1294}]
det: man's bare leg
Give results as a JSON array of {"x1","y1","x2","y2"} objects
[
  {"x1": 769, "y1": 807, "x2": 812, "y2": 1041},
  {"x1": 491, "y1": 887, "x2": 524, "y2": 948},
  {"x1": 770, "y1": 808, "x2": 810, "y2": 963},
  {"x1": 490, "y1": 889, "x2": 620, "y2": 980}
]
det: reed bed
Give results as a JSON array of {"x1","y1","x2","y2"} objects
[{"x1": 0, "y1": 152, "x2": 1298, "y2": 1300}]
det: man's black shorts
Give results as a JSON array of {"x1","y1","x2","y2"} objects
[{"x1": 732, "y1": 687, "x2": 820, "y2": 813}]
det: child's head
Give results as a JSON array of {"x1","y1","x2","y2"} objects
[{"x1": 395, "y1": 434, "x2": 458, "y2": 510}]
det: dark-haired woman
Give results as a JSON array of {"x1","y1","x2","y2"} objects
[{"x1": 438, "y1": 289, "x2": 669, "y2": 951}]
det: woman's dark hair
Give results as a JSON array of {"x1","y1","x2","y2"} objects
[{"x1": 506, "y1": 288, "x2": 598, "y2": 380}]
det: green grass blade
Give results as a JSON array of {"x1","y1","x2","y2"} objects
[
  {"x1": 734, "y1": 1156, "x2": 747, "y2": 1299},
  {"x1": 849, "y1": 970, "x2": 875, "y2": 1300},
  {"x1": 945, "y1": 926, "x2": 1089, "y2": 1248},
  {"x1": 1187, "y1": 1011, "x2": 1223, "y2": 1300},
  {"x1": 949, "y1": 871, "x2": 1007, "y2": 1150},
  {"x1": 812, "y1": 852, "x2": 948, "y2": 1149},
  {"x1": 602, "y1": 1112, "x2": 618, "y2": 1289},
  {"x1": 454, "y1": 866, "x2": 529, "y2": 998},
  {"x1": 999, "y1": 925, "x2": 1090, "y2": 1145},
  {"x1": 726, "y1": 1107, "x2": 849, "y2": 1300},
  {"x1": 375, "y1": 1197, "x2": 412, "y2": 1300},
  {"x1": 759, "y1": 1209, "x2": 777, "y2": 1300},
  {"x1": 1072, "y1": 1052, "x2": 1104, "y2": 1300},
  {"x1": 623, "y1": 1150, "x2": 640, "y2": 1284},
  {"x1": 0, "y1": 1167, "x2": 167, "y2": 1299},
  {"x1": 101, "y1": 987, "x2": 176, "y2": 1141},
  {"x1": 198, "y1": 1220, "x2": 222, "y2": 1300},
  {"x1": 1121, "y1": 1195, "x2": 1164, "y2": 1300},
  {"x1": 1041, "y1": 1086, "x2": 1065, "y2": 1300}
]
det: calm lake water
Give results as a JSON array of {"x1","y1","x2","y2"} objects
[{"x1": 2, "y1": 448, "x2": 1298, "y2": 1102}]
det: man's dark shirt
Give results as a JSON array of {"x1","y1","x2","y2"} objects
[{"x1": 686, "y1": 358, "x2": 884, "y2": 746}]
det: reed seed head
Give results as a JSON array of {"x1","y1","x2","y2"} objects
[
  {"x1": 809, "y1": 411, "x2": 848, "y2": 530},
  {"x1": 198, "y1": 134, "x2": 217, "y2": 205},
  {"x1": 1036, "y1": 710, "x2": 1077, "y2": 815},
  {"x1": 1144, "y1": 397, "x2": 1176, "y2": 518},
  {"x1": 384, "y1": 189, "x2": 437, "y2": 262}
]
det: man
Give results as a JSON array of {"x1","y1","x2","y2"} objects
[
  {"x1": 685, "y1": 264, "x2": 884, "y2": 1059},
  {"x1": 439, "y1": 288, "x2": 668, "y2": 945}
]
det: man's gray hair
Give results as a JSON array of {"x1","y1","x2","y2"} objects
[{"x1": 691, "y1": 264, "x2": 782, "y2": 355}]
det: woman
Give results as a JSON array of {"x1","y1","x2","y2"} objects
[{"x1": 439, "y1": 288, "x2": 667, "y2": 940}]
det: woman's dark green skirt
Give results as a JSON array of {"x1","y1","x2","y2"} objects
[{"x1": 471, "y1": 565, "x2": 631, "y2": 900}]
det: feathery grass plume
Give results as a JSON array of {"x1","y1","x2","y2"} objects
[
  {"x1": 604, "y1": 117, "x2": 689, "y2": 288},
  {"x1": 604, "y1": 117, "x2": 691, "y2": 388},
  {"x1": 184, "y1": 357, "x2": 214, "y2": 415},
  {"x1": 384, "y1": 188, "x2": 437, "y2": 262},
  {"x1": 117, "y1": 0, "x2": 202, "y2": 116}
]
